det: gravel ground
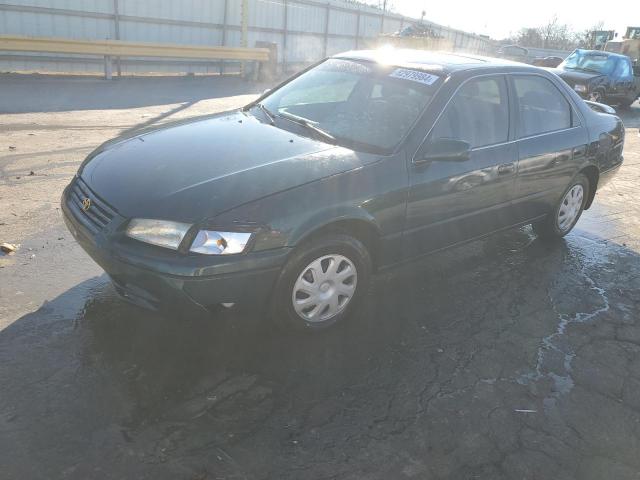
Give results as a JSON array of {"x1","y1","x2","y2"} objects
[{"x1": 1, "y1": 74, "x2": 640, "y2": 480}]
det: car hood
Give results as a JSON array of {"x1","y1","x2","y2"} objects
[
  {"x1": 550, "y1": 68, "x2": 606, "y2": 84},
  {"x1": 80, "y1": 111, "x2": 374, "y2": 222}
]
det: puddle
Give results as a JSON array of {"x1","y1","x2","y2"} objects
[{"x1": 517, "y1": 233, "x2": 613, "y2": 408}]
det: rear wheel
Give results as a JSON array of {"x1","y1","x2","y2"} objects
[
  {"x1": 618, "y1": 97, "x2": 636, "y2": 109},
  {"x1": 271, "y1": 233, "x2": 371, "y2": 331},
  {"x1": 533, "y1": 173, "x2": 589, "y2": 240}
]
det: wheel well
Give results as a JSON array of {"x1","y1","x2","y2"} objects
[
  {"x1": 580, "y1": 166, "x2": 599, "y2": 210},
  {"x1": 297, "y1": 219, "x2": 381, "y2": 270}
]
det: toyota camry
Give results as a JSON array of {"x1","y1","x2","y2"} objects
[{"x1": 62, "y1": 50, "x2": 625, "y2": 331}]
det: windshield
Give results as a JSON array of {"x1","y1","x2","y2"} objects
[
  {"x1": 559, "y1": 50, "x2": 618, "y2": 75},
  {"x1": 258, "y1": 58, "x2": 441, "y2": 153}
]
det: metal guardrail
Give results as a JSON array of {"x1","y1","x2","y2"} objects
[{"x1": 0, "y1": 35, "x2": 270, "y2": 78}]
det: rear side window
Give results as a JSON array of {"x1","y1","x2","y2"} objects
[
  {"x1": 430, "y1": 76, "x2": 509, "y2": 148},
  {"x1": 513, "y1": 76, "x2": 571, "y2": 138}
]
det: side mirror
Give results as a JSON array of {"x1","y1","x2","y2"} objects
[{"x1": 415, "y1": 138, "x2": 471, "y2": 164}]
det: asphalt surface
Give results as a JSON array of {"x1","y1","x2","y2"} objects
[{"x1": 1, "y1": 74, "x2": 640, "y2": 480}]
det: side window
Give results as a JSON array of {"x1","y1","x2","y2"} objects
[
  {"x1": 513, "y1": 76, "x2": 571, "y2": 138},
  {"x1": 430, "y1": 76, "x2": 509, "y2": 148},
  {"x1": 614, "y1": 59, "x2": 632, "y2": 78}
]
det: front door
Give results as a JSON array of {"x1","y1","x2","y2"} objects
[{"x1": 405, "y1": 75, "x2": 518, "y2": 258}]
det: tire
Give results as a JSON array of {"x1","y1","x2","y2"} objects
[
  {"x1": 533, "y1": 173, "x2": 590, "y2": 240},
  {"x1": 271, "y1": 233, "x2": 372, "y2": 332},
  {"x1": 618, "y1": 97, "x2": 636, "y2": 109}
]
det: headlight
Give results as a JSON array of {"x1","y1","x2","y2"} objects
[
  {"x1": 189, "y1": 230, "x2": 252, "y2": 255},
  {"x1": 574, "y1": 84, "x2": 587, "y2": 93},
  {"x1": 125, "y1": 218, "x2": 191, "y2": 250}
]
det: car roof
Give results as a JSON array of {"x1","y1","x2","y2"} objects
[
  {"x1": 572, "y1": 48, "x2": 628, "y2": 60},
  {"x1": 332, "y1": 49, "x2": 536, "y2": 75}
]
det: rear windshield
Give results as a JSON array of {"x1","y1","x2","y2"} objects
[{"x1": 260, "y1": 58, "x2": 441, "y2": 153}]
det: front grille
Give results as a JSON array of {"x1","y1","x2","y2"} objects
[{"x1": 67, "y1": 176, "x2": 116, "y2": 233}]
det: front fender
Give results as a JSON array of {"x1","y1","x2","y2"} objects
[
  {"x1": 590, "y1": 76, "x2": 609, "y2": 93},
  {"x1": 208, "y1": 155, "x2": 407, "y2": 259},
  {"x1": 287, "y1": 207, "x2": 382, "y2": 246}
]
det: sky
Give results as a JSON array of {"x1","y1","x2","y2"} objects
[{"x1": 390, "y1": 0, "x2": 631, "y2": 40}]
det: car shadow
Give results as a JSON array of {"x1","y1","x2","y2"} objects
[{"x1": 2, "y1": 227, "x2": 640, "y2": 479}]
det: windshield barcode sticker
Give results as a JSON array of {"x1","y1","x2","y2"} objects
[{"x1": 389, "y1": 68, "x2": 440, "y2": 85}]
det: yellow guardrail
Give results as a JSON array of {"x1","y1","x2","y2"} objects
[{"x1": 0, "y1": 35, "x2": 270, "y2": 62}]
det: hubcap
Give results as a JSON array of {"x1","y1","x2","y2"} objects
[
  {"x1": 557, "y1": 184, "x2": 584, "y2": 232},
  {"x1": 292, "y1": 254, "x2": 357, "y2": 322}
]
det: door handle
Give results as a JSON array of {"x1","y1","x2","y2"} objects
[{"x1": 497, "y1": 163, "x2": 515, "y2": 175}]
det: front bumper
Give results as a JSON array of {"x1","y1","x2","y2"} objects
[{"x1": 61, "y1": 179, "x2": 289, "y2": 315}]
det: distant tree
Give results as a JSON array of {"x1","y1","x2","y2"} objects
[
  {"x1": 574, "y1": 22, "x2": 606, "y2": 48},
  {"x1": 515, "y1": 28, "x2": 543, "y2": 47},
  {"x1": 503, "y1": 16, "x2": 588, "y2": 51}
]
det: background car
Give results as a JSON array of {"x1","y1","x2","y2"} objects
[
  {"x1": 531, "y1": 56, "x2": 564, "y2": 68},
  {"x1": 496, "y1": 44, "x2": 530, "y2": 63},
  {"x1": 552, "y1": 49, "x2": 640, "y2": 107}
]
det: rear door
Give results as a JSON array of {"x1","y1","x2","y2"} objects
[
  {"x1": 510, "y1": 74, "x2": 589, "y2": 221},
  {"x1": 404, "y1": 74, "x2": 518, "y2": 257}
]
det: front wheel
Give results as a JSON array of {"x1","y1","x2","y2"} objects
[
  {"x1": 589, "y1": 89, "x2": 606, "y2": 104},
  {"x1": 271, "y1": 233, "x2": 372, "y2": 331},
  {"x1": 533, "y1": 173, "x2": 589, "y2": 240}
]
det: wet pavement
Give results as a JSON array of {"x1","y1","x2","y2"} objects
[{"x1": 1, "y1": 76, "x2": 640, "y2": 479}]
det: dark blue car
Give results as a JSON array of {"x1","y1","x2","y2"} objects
[{"x1": 552, "y1": 49, "x2": 640, "y2": 107}]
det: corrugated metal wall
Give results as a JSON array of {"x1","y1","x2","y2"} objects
[{"x1": 0, "y1": 0, "x2": 495, "y2": 75}]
